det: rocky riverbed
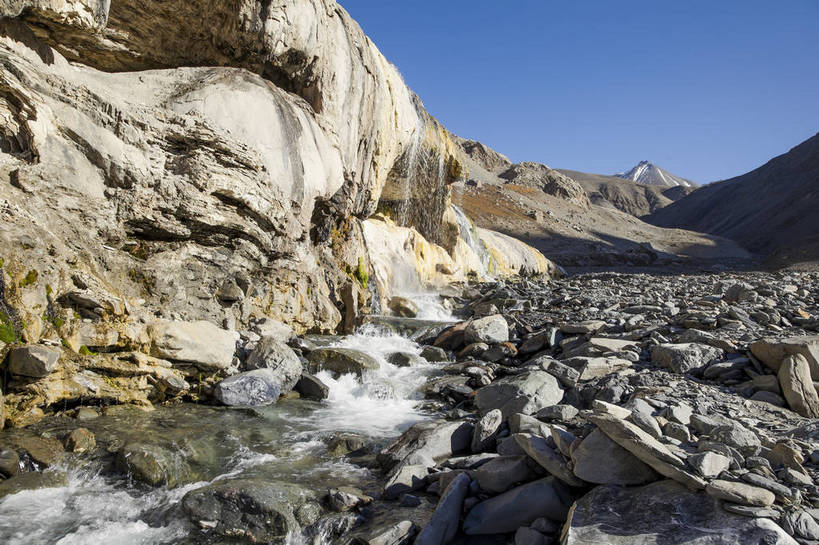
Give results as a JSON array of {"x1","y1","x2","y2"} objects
[{"x1": 1, "y1": 271, "x2": 819, "y2": 545}]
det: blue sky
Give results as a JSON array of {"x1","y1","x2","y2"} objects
[{"x1": 339, "y1": 0, "x2": 819, "y2": 183}]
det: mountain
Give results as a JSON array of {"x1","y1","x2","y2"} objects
[
  {"x1": 615, "y1": 161, "x2": 697, "y2": 188},
  {"x1": 647, "y1": 133, "x2": 819, "y2": 266},
  {"x1": 559, "y1": 169, "x2": 695, "y2": 217}
]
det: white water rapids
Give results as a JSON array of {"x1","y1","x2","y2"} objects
[{"x1": 0, "y1": 302, "x2": 455, "y2": 545}]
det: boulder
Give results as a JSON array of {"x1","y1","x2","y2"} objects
[
  {"x1": 379, "y1": 420, "x2": 473, "y2": 470},
  {"x1": 471, "y1": 409, "x2": 503, "y2": 452},
  {"x1": 388, "y1": 352, "x2": 426, "y2": 368},
  {"x1": 8, "y1": 345, "x2": 61, "y2": 377},
  {"x1": 705, "y1": 480, "x2": 776, "y2": 507},
  {"x1": 473, "y1": 456, "x2": 539, "y2": 494},
  {"x1": 463, "y1": 477, "x2": 572, "y2": 534},
  {"x1": 778, "y1": 354, "x2": 819, "y2": 418},
  {"x1": 651, "y1": 343, "x2": 723, "y2": 374},
  {"x1": 116, "y1": 443, "x2": 193, "y2": 487},
  {"x1": 149, "y1": 320, "x2": 238, "y2": 371},
  {"x1": 294, "y1": 373, "x2": 330, "y2": 400},
  {"x1": 420, "y1": 346, "x2": 449, "y2": 363},
  {"x1": 514, "y1": 433, "x2": 585, "y2": 487},
  {"x1": 563, "y1": 356, "x2": 631, "y2": 381},
  {"x1": 687, "y1": 451, "x2": 731, "y2": 478},
  {"x1": 213, "y1": 369, "x2": 283, "y2": 407},
  {"x1": 182, "y1": 479, "x2": 308, "y2": 544},
  {"x1": 63, "y1": 428, "x2": 96, "y2": 453},
  {"x1": 563, "y1": 480, "x2": 797, "y2": 545},
  {"x1": 475, "y1": 371, "x2": 563, "y2": 418},
  {"x1": 244, "y1": 336, "x2": 302, "y2": 393},
  {"x1": 751, "y1": 336, "x2": 819, "y2": 377},
  {"x1": 414, "y1": 473, "x2": 470, "y2": 545},
  {"x1": 572, "y1": 429, "x2": 658, "y2": 485},
  {"x1": 388, "y1": 297, "x2": 419, "y2": 318},
  {"x1": 464, "y1": 315, "x2": 509, "y2": 344},
  {"x1": 308, "y1": 348, "x2": 380, "y2": 377}
]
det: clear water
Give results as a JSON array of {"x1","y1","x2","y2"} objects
[{"x1": 0, "y1": 322, "x2": 442, "y2": 545}]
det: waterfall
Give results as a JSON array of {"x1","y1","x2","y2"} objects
[{"x1": 451, "y1": 203, "x2": 492, "y2": 276}]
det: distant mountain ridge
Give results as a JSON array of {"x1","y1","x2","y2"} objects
[
  {"x1": 647, "y1": 133, "x2": 819, "y2": 266},
  {"x1": 616, "y1": 161, "x2": 697, "y2": 188}
]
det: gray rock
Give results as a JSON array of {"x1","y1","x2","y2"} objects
[
  {"x1": 182, "y1": 479, "x2": 307, "y2": 544},
  {"x1": 572, "y1": 428, "x2": 658, "y2": 485},
  {"x1": 308, "y1": 348, "x2": 380, "y2": 377},
  {"x1": 463, "y1": 477, "x2": 572, "y2": 535},
  {"x1": 413, "y1": 473, "x2": 469, "y2": 545},
  {"x1": 782, "y1": 511, "x2": 819, "y2": 541},
  {"x1": 562, "y1": 356, "x2": 631, "y2": 381},
  {"x1": 474, "y1": 456, "x2": 539, "y2": 494},
  {"x1": 294, "y1": 373, "x2": 329, "y2": 400},
  {"x1": 627, "y1": 410, "x2": 663, "y2": 439},
  {"x1": 213, "y1": 369, "x2": 282, "y2": 407},
  {"x1": 509, "y1": 413, "x2": 546, "y2": 435},
  {"x1": 687, "y1": 451, "x2": 731, "y2": 478},
  {"x1": 328, "y1": 486, "x2": 371, "y2": 512},
  {"x1": 651, "y1": 343, "x2": 723, "y2": 374},
  {"x1": 779, "y1": 354, "x2": 819, "y2": 417},
  {"x1": 663, "y1": 422, "x2": 691, "y2": 443},
  {"x1": 116, "y1": 443, "x2": 192, "y2": 487},
  {"x1": 388, "y1": 352, "x2": 426, "y2": 368},
  {"x1": 379, "y1": 420, "x2": 473, "y2": 470},
  {"x1": 709, "y1": 423, "x2": 762, "y2": 457},
  {"x1": 0, "y1": 470, "x2": 69, "y2": 499},
  {"x1": 705, "y1": 479, "x2": 776, "y2": 506},
  {"x1": 244, "y1": 336, "x2": 302, "y2": 392},
  {"x1": 464, "y1": 315, "x2": 509, "y2": 345},
  {"x1": 535, "y1": 404, "x2": 578, "y2": 422},
  {"x1": 8, "y1": 345, "x2": 61, "y2": 377},
  {"x1": 475, "y1": 371, "x2": 563, "y2": 418},
  {"x1": 722, "y1": 504, "x2": 781, "y2": 519},
  {"x1": 420, "y1": 346, "x2": 449, "y2": 363},
  {"x1": 514, "y1": 527, "x2": 547, "y2": 545},
  {"x1": 471, "y1": 409, "x2": 503, "y2": 452},
  {"x1": 563, "y1": 480, "x2": 797, "y2": 545},
  {"x1": 359, "y1": 520, "x2": 417, "y2": 545},
  {"x1": 389, "y1": 297, "x2": 419, "y2": 318},
  {"x1": 560, "y1": 321, "x2": 606, "y2": 334},
  {"x1": 383, "y1": 464, "x2": 428, "y2": 500},
  {"x1": 515, "y1": 433, "x2": 585, "y2": 487},
  {"x1": 149, "y1": 320, "x2": 239, "y2": 371},
  {"x1": 740, "y1": 472, "x2": 794, "y2": 499},
  {"x1": 537, "y1": 358, "x2": 581, "y2": 388}
]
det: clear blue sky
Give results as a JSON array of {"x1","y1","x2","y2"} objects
[{"x1": 340, "y1": 0, "x2": 819, "y2": 183}]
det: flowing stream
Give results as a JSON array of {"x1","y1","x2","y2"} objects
[{"x1": 0, "y1": 304, "x2": 456, "y2": 545}]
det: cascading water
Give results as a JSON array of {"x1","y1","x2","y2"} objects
[
  {"x1": 452, "y1": 203, "x2": 492, "y2": 276},
  {"x1": 0, "y1": 322, "x2": 443, "y2": 545}
]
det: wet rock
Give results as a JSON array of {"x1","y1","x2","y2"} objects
[
  {"x1": 8, "y1": 345, "x2": 61, "y2": 377},
  {"x1": 116, "y1": 443, "x2": 192, "y2": 487},
  {"x1": 389, "y1": 297, "x2": 419, "y2": 318},
  {"x1": 182, "y1": 479, "x2": 308, "y2": 544},
  {"x1": 244, "y1": 336, "x2": 303, "y2": 393},
  {"x1": 475, "y1": 371, "x2": 563, "y2": 418},
  {"x1": 474, "y1": 456, "x2": 539, "y2": 494},
  {"x1": 379, "y1": 420, "x2": 473, "y2": 470},
  {"x1": 308, "y1": 348, "x2": 380, "y2": 377},
  {"x1": 464, "y1": 315, "x2": 509, "y2": 345},
  {"x1": 420, "y1": 346, "x2": 449, "y2": 363},
  {"x1": 515, "y1": 433, "x2": 585, "y2": 487},
  {"x1": 471, "y1": 409, "x2": 503, "y2": 452},
  {"x1": 388, "y1": 352, "x2": 426, "y2": 367},
  {"x1": 355, "y1": 520, "x2": 417, "y2": 545},
  {"x1": 414, "y1": 473, "x2": 470, "y2": 545},
  {"x1": 778, "y1": 354, "x2": 819, "y2": 417},
  {"x1": 75, "y1": 407, "x2": 100, "y2": 421},
  {"x1": 433, "y1": 322, "x2": 469, "y2": 351},
  {"x1": 706, "y1": 479, "x2": 776, "y2": 506},
  {"x1": 572, "y1": 428, "x2": 658, "y2": 485},
  {"x1": 0, "y1": 470, "x2": 68, "y2": 499},
  {"x1": 213, "y1": 369, "x2": 283, "y2": 407},
  {"x1": 328, "y1": 487, "x2": 372, "y2": 512},
  {"x1": 563, "y1": 480, "x2": 796, "y2": 545},
  {"x1": 0, "y1": 449, "x2": 20, "y2": 477},
  {"x1": 148, "y1": 320, "x2": 239, "y2": 371},
  {"x1": 651, "y1": 343, "x2": 723, "y2": 374},
  {"x1": 63, "y1": 428, "x2": 96, "y2": 453},
  {"x1": 463, "y1": 477, "x2": 572, "y2": 535},
  {"x1": 0, "y1": 435, "x2": 64, "y2": 468},
  {"x1": 294, "y1": 373, "x2": 330, "y2": 400}
]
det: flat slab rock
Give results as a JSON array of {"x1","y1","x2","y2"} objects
[{"x1": 564, "y1": 480, "x2": 797, "y2": 545}]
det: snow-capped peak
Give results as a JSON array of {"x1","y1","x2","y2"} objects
[{"x1": 615, "y1": 161, "x2": 696, "y2": 188}]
